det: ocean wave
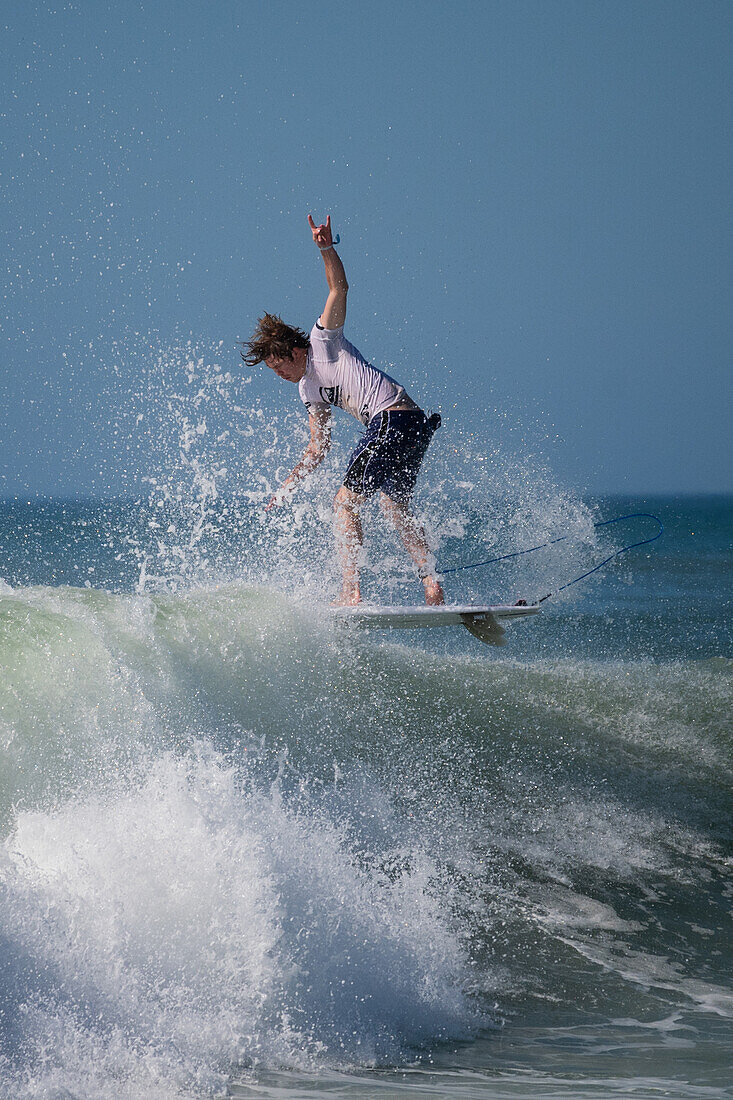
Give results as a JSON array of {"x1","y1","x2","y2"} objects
[{"x1": 0, "y1": 581, "x2": 730, "y2": 1096}]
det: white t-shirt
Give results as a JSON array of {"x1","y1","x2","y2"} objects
[{"x1": 298, "y1": 321, "x2": 406, "y2": 426}]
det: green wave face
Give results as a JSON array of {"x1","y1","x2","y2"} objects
[{"x1": 0, "y1": 581, "x2": 731, "y2": 1097}]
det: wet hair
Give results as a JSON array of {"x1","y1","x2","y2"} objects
[{"x1": 241, "y1": 313, "x2": 310, "y2": 366}]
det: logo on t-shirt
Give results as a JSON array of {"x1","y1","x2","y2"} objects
[{"x1": 319, "y1": 385, "x2": 342, "y2": 408}]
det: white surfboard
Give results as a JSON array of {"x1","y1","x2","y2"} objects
[{"x1": 331, "y1": 603, "x2": 540, "y2": 646}]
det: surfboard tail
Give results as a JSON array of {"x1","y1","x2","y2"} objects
[{"x1": 460, "y1": 612, "x2": 507, "y2": 647}]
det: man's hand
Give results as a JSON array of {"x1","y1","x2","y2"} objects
[
  {"x1": 308, "y1": 213, "x2": 333, "y2": 250},
  {"x1": 264, "y1": 488, "x2": 288, "y2": 512}
]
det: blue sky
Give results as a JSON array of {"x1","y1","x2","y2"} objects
[{"x1": 1, "y1": 0, "x2": 731, "y2": 496}]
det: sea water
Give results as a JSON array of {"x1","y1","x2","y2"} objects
[{"x1": 0, "y1": 360, "x2": 730, "y2": 1099}]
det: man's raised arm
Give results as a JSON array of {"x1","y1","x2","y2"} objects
[{"x1": 308, "y1": 214, "x2": 348, "y2": 330}]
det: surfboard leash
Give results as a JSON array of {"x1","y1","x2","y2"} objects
[{"x1": 439, "y1": 512, "x2": 664, "y2": 604}]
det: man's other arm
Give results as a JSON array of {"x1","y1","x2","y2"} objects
[{"x1": 264, "y1": 407, "x2": 332, "y2": 511}]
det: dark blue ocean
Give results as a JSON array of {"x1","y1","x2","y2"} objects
[{"x1": 0, "y1": 377, "x2": 730, "y2": 1099}]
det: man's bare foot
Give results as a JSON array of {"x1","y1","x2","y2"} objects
[
  {"x1": 331, "y1": 589, "x2": 361, "y2": 607},
  {"x1": 423, "y1": 577, "x2": 445, "y2": 606}
]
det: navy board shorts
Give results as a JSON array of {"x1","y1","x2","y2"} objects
[{"x1": 343, "y1": 409, "x2": 441, "y2": 503}]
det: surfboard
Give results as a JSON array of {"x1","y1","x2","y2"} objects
[{"x1": 331, "y1": 603, "x2": 540, "y2": 646}]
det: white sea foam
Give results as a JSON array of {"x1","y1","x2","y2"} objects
[{"x1": 0, "y1": 748, "x2": 480, "y2": 1098}]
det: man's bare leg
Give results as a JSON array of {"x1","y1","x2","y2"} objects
[
  {"x1": 333, "y1": 485, "x2": 365, "y2": 605},
  {"x1": 380, "y1": 493, "x2": 445, "y2": 606}
]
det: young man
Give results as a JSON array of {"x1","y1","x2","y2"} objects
[{"x1": 242, "y1": 214, "x2": 444, "y2": 607}]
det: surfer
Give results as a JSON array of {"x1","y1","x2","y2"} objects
[{"x1": 242, "y1": 214, "x2": 445, "y2": 607}]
